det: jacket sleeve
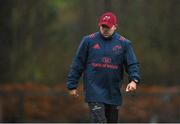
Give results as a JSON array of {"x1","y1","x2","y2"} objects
[
  {"x1": 66, "y1": 37, "x2": 88, "y2": 90},
  {"x1": 123, "y1": 41, "x2": 141, "y2": 84}
]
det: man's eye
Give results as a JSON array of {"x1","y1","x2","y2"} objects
[{"x1": 101, "y1": 25, "x2": 109, "y2": 28}]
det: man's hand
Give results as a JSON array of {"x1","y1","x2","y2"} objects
[
  {"x1": 126, "y1": 81, "x2": 137, "y2": 92},
  {"x1": 69, "y1": 89, "x2": 79, "y2": 97}
]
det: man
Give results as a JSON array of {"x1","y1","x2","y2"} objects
[{"x1": 66, "y1": 12, "x2": 141, "y2": 123}]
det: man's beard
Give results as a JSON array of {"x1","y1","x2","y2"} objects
[{"x1": 102, "y1": 31, "x2": 110, "y2": 37}]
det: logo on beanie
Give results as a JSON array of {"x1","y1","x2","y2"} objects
[{"x1": 103, "y1": 16, "x2": 110, "y2": 21}]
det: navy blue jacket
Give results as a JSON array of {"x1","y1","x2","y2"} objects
[{"x1": 67, "y1": 32, "x2": 140, "y2": 105}]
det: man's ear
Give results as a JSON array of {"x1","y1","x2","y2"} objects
[{"x1": 113, "y1": 24, "x2": 118, "y2": 30}]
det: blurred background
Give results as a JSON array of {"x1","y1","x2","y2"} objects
[{"x1": 0, "y1": 0, "x2": 179, "y2": 122}]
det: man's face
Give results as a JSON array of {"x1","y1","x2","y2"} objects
[{"x1": 100, "y1": 25, "x2": 117, "y2": 38}]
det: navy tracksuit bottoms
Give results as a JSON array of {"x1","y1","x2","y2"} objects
[{"x1": 88, "y1": 102, "x2": 119, "y2": 123}]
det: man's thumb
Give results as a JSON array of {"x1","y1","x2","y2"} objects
[{"x1": 126, "y1": 85, "x2": 130, "y2": 92}]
